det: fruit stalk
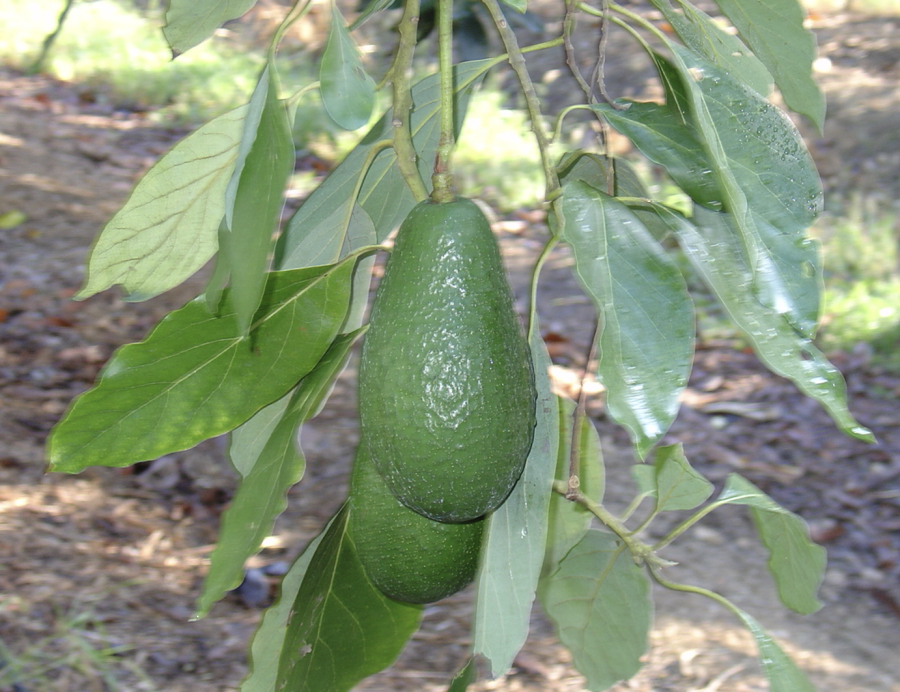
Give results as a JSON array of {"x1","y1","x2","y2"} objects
[{"x1": 432, "y1": 0, "x2": 455, "y2": 203}]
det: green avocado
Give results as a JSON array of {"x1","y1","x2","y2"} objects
[
  {"x1": 348, "y1": 442, "x2": 484, "y2": 604},
  {"x1": 358, "y1": 197, "x2": 536, "y2": 523}
]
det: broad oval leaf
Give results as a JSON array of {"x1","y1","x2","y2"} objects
[
  {"x1": 560, "y1": 181, "x2": 694, "y2": 459},
  {"x1": 275, "y1": 59, "x2": 493, "y2": 270},
  {"x1": 47, "y1": 262, "x2": 354, "y2": 473},
  {"x1": 277, "y1": 505, "x2": 422, "y2": 691},
  {"x1": 713, "y1": 0, "x2": 825, "y2": 130},
  {"x1": 717, "y1": 474, "x2": 826, "y2": 615},
  {"x1": 472, "y1": 331, "x2": 557, "y2": 677},
  {"x1": 196, "y1": 329, "x2": 365, "y2": 617},
  {"x1": 650, "y1": 443, "x2": 713, "y2": 512},
  {"x1": 658, "y1": 204, "x2": 872, "y2": 442},
  {"x1": 538, "y1": 530, "x2": 652, "y2": 691},
  {"x1": 76, "y1": 106, "x2": 246, "y2": 302},
  {"x1": 543, "y1": 396, "x2": 604, "y2": 574},
  {"x1": 320, "y1": 2, "x2": 376, "y2": 131},
  {"x1": 163, "y1": 0, "x2": 257, "y2": 56},
  {"x1": 224, "y1": 63, "x2": 295, "y2": 334}
]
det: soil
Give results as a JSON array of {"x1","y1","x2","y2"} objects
[{"x1": 1, "y1": 6, "x2": 899, "y2": 692}]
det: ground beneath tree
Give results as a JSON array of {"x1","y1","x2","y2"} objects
[{"x1": 1, "y1": 8, "x2": 899, "y2": 692}]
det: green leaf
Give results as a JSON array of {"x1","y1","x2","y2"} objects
[
  {"x1": 446, "y1": 658, "x2": 477, "y2": 692},
  {"x1": 163, "y1": 0, "x2": 257, "y2": 56},
  {"x1": 659, "y1": 204, "x2": 873, "y2": 442},
  {"x1": 350, "y1": 0, "x2": 396, "y2": 30},
  {"x1": 662, "y1": 43, "x2": 823, "y2": 338},
  {"x1": 76, "y1": 106, "x2": 246, "y2": 302},
  {"x1": 556, "y1": 151, "x2": 671, "y2": 242},
  {"x1": 648, "y1": 0, "x2": 772, "y2": 96},
  {"x1": 320, "y1": 2, "x2": 376, "y2": 130},
  {"x1": 499, "y1": 0, "x2": 527, "y2": 12},
  {"x1": 277, "y1": 505, "x2": 422, "y2": 691},
  {"x1": 592, "y1": 100, "x2": 724, "y2": 210},
  {"x1": 731, "y1": 607, "x2": 816, "y2": 692},
  {"x1": 229, "y1": 390, "x2": 293, "y2": 478},
  {"x1": 224, "y1": 63, "x2": 295, "y2": 334},
  {"x1": 473, "y1": 331, "x2": 558, "y2": 677},
  {"x1": 196, "y1": 329, "x2": 365, "y2": 617},
  {"x1": 47, "y1": 262, "x2": 354, "y2": 473},
  {"x1": 717, "y1": 474, "x2": 826, "y2": 615},
  {"x1": 713, "y1": 0, "x2": 825, "y2": 130},
  {"x1": 241, "y1": 513, "x2": 337, "y2": 692},
  {"x1": 275, "y1": 59, "x2": 493, "y2": 270},
  {"x1": 649, "y1": 443, "x2": 713, "y2": 512},
  {"x1": 559, "y1": 181, "x2": 694, "y2": 459},
  {"x1": 538, "y1": 530, "x2": 652, "y2": 691},
  {"x1": 544, "y1": 396, "x2": 604, "y2": 573}
]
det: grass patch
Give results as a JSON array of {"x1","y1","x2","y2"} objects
[
  {"x1": 813, "y1": 197, "x2": 900, "y2": 370},
  {"x1": 0, "y1": 0, "x2": 324, "y2": 126}
]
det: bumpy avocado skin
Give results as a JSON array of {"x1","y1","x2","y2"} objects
[
  {"x1": 358, "y1": 198, "x2": 536, "y2": 523},
  {"x1": 349, "y1": 443, "x2": 485, "y2": 604}
]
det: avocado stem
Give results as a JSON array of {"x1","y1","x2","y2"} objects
[{"x1": 431, "y1": 0, "x2": 456, "y2": 203}]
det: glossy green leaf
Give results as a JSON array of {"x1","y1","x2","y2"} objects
[
  {"x1": 556, "y1": 151, "x2": 670, "y2": 242},
  {"x1": 47, "y1": 262, "x2": 354, "y2": 473},
  {"x1": 649, "y1": 0, "x2": 772, "y2": 96},
  {"x1": 717, "y1": 474, "x2": 826, "y2": 615},
  {"x1": 538, "y1": 530, "x2": 652, "y2": 690},
  {"x1": 277, "y1": 505, "x2": 422, "y2": 691},
  {"x1": 544, "y1": 396, "x2": 604, "y2": 573},
  {"x1": 662, "y1": 43, "x2": 823, "y2": 338},
  {"x1": 196, "y1": 329, "x2": 364, "y2": 617},
  {"x1": 229, "y1": 390, "x2": 293, "y2": 478},
  {"x1": 446, "y1": 658, "x2": 476, "y2": 692},
  {"x1": 659, "y1": 204, "x2": 873, "y2": 442},
  {"x1": 163, "y1": 0, "x2": 256, "y2": 56},
  {"x1": 731, "y1": 607, "x2": 816, "y2": 692},
  {"x1": 560, "y1": 181, "x2": 694, "y2": 459},
  {"x1": 592, "y1": 100, "x2": 723, "y2": 210},
  {"x1": 473, "y1": 331, "x2": 557, "y2": 677},
  {"x1": 224, "y1": 63, "x2": 295, "y2": 334},
  {"x1": 76, "y1": 106, "x2": 246, "y2": 302},
  {"x1": 648, "y1": 443, "x2": 713, "y2": 512},
  {"x1": 276, "y1": 59, "x2": 492, "y2": 270},
  {"x1": 320, "y1": 2, "x2": 376, "y2": 130},
  {"x1": 242, "y1": 514, "x2": 336, "y2": 692},
  {"x1": 713, "y1": 0, "x2": 825, "y2": 130}
]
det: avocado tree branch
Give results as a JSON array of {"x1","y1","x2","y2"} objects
[{"x1": 389, "y1": 0, "x2": 429, "y2": 203}]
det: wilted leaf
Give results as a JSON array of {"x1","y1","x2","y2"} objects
[
  {"x1": 538, "y1": 530, "x2": 652, "y2": 691},
  {"x1": 196, "y1": 329, "x2": 365, "y2": 617},
  {"x1": 473, "y1": 332, "x2": 557, "y2": 677},
  {"x1": 163, "y1": 0, "x2": 257, "y2": 56},
  {"x1": 77, "y1": 106, "x2": 246, "y2": 302},
  {"x1": 277, "y1": 505, "x2": 422, "y2": 692},
  {"x1": 320, "y1": 2, "x2": 376, "y2": 130},
  {"x1": 48, "y1": 262, "x2": 354, "y2": 473},
  {"x1": 718, "y1": 474, "x2": 826, "y2": 614},
  {"x1": 560, "y1": 181, "x2": 694, "y2": 459},
  {"x1": 713, "y1": 0, "x2": 825, "y2": 130}
]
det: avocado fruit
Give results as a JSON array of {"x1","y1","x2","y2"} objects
[
  {"x1": 358, "y1": 197, "x2": 536, "y2": 523},
  {"x1": 348, "y1": 442, "x2": 484, "y2": 604}
]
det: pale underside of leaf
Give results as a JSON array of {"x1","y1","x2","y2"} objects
[
  {"x1": 163, "y1": 0, "x2": 258, "y2": 56},
  {"x1": 473, "y1": 332, "x2": 558, "y2": 677},
  {"x1": 76, "y1": 105, "x2": 247, "y2": 302}
]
